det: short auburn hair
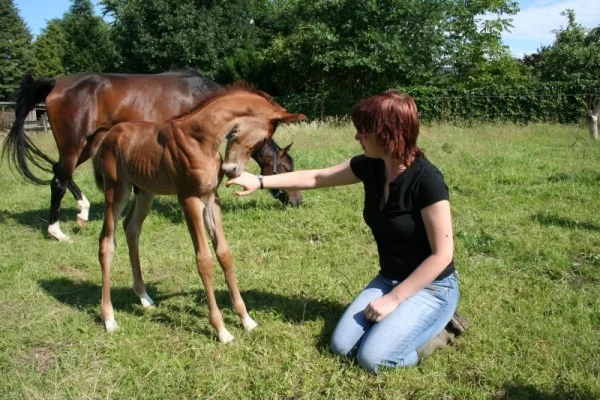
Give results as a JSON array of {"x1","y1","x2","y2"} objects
[{"x1": 351, "y1": 91, "x2": 423, "y2": 164}]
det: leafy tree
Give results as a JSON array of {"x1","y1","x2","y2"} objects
[
  {"x1": 101, "y1": 0, "x2": 263, "y2": 77},
  {"x1": 259, "y1": 0, "x2": 520, "y2": 97},
  {"x1": 523, "y1": 10, "x2": 600, "y2": 81},
  {"x1": 60, "y1": 0, "x2": 119, "y2": 73},
  {"x1": 0, "y1": 0, "x2": 33, "y2": 99},
  {"x1": 31, "y1": 20, "x2": 67, "y2": 77}
]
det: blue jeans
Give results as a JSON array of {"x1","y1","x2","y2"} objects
[{"x1": 330, "y1": 272, "x2": 459, "y2": 372}]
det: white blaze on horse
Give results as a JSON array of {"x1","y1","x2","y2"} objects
[{"x1": 92, "y1": 84, "x2": 306, "y2": 343}]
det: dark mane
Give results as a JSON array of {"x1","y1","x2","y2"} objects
[{"x1": 170, "y1": 81, "x2": 283, "y2": 122}]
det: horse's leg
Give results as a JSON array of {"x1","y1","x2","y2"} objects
[
  {"x1": 98, "y1": 182, "x2": 130, "y2": 332},
  {"x1": 48, "y1": 157, "x2": 78, "y2": 242},
  {"x1": 123, "y1": 190, "x2": 156, "y2": 309},
  {"x1": 204, "y1": 194, "x2": 257, "y2": 332},
  {"x1": 67, "y1": 180, "x2": 91, "y2": 228},
  {"x1": 179, "y1": 194, "x2": 233, "y2": 343}
]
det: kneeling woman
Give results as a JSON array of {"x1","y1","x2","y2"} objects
[{"x1": 227, "y1": 91, "x2": 465, "y2": 372}]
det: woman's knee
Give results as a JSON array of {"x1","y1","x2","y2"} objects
[
  {"x1": 330, "y1": 332, "x2": 354, "y2": 357},
  {"x1": 356, "y1": 345, "x2": 417, "y2": 373}
]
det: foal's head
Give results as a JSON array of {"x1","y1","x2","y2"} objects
[{"x1": 220, "y1": 89, "x2": 306, "y2": 179}]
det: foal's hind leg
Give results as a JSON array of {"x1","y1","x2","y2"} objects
[
  {"x1": 179, "y1": 194, "x2": 234, "y2": 343},
  {"x1": 98, "y1": 182, "x2": 131, "y2": 332},
  {"x1": 204, "y1": 194, "x2": 257, "y2": 332},
  {"x1": 123, "y1": 190, "x2": 156, "y2": 309}
]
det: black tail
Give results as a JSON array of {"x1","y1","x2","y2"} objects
[{"x1": 1, "y1": 74, "x2": 56, "y2": 185}]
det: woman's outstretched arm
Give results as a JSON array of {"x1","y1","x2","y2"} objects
[{"x1": 226, "y1": 159, "x2": 359, "y2": 196}]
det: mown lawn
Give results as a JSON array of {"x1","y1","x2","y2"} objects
[{"x1": 1, "y1": 122, "x2": 599, "y2": 399}]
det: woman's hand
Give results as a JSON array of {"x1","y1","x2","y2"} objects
[
  {"x1": 226, "y1": 171, "x2": 261, "y2": 196},
  {"x1": 363, "y1": 294, "x2": 402, "y2": 322}
]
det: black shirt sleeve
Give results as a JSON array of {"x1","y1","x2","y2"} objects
[
  {"x1": 414, "y1": 167, "x2": 450, "y2": 209},
  {"x1": 350, "y1": 155, "x2": 370, "y2": 181}
]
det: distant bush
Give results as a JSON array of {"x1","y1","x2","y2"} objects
[{"x1": 276, "y1": 80, "x2": 600, "y2": 124}]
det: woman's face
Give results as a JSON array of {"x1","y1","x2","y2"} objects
[{"x1": 355, "y1": 130, "x2": 383, "y2": 158}]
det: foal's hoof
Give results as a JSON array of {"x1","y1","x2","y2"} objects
[
  {"x1": 218, "y1": 329, "x2": 235, "y2": 344},
  {"x1": 104, "y1": 319, "x2": 119, "y2": 332},
  {"x1": 76, "y1": 216, "x2": 88, "y2": 228},
  {"x1": 242, "y1": 316, "x2": 258, "y2": 331},
  {"x1": 139, "y1": 293, "x2": 155, "y2": 309}
]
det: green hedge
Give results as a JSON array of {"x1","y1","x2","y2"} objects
[{"x1": 276, "y1": 80, "x2": 600, "y2": 124}]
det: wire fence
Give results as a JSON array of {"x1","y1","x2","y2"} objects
[{"x1": 1, "y1": 90, "x2": 599, "y2": 134}]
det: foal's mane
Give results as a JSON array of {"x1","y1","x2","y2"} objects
[{"x1": 171, "y1": 81, "x2": 283, "y2": 122}]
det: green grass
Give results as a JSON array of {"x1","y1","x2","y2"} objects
[{"x1": 1, "y1": 123, "x2": 599, "y2": 399}]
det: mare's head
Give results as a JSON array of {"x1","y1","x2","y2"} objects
[
  {"x1": 252, "y1": 139, "x2": 303, "y2": 207},
  {"x1": 219, "y1": 87, "x2": 306, "y2": 179}
]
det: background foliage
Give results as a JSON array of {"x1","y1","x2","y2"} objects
[{"x1": 1, "y1": 0, "x2": 600, "y2": 120}]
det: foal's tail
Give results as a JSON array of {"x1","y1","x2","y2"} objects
[
  {"x1": 1, "y1": 73, "x2": 56, "y2": 185},
  {"x1": 92, "y1": 155, "x2": 104, "y2": 192}
]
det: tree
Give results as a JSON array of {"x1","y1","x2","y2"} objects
[
  {"x1": 258, "y1": 0, "x2": 520, "y2": 97},
  {"x1": 0, "y1": 0, "x2": 33, "y2": 99},
  {"x1": 60, "y1": 0, "x2": 119, "y2": 73},
  {"x1": 523, "y1": 9, "x2": 600, "y2": 81},
  {"x1": 101, "y1": 0, "x2": 263, "y2": 77},
  {"x1": 31, "y1": 20, "x2": 67, "y2": 77}
]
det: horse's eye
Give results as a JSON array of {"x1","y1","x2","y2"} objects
[{"x1": 226, "y1": 129, "x2": 237, "y2": 141}]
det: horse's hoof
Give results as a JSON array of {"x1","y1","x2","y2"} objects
[
  {"x1": 76, "y1": 216, "x2": 88, "y2": 228},
  {"x1": 218, "y1": 329, "x2": 235, "y2": 344},
  {"x1": 48, "y1": 224, "x2": 72, "y2": 243},
  {"x1": 104, "y1": 319, "x2": 119, "y2": 332},
  {"x1": 242, "y1": 316, "x2": 258, "y2": 331},
  {"x1": 139, "y1": 293, "x2": 155, "y2": 309}
]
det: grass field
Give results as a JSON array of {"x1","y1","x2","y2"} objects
[{"x1": 1, "y1": 122, "x2": 599, "y2": 399}]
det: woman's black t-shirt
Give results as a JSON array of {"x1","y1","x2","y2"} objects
[{"x1": 350, "y1": 155, "x2": 455, "y2": 281}]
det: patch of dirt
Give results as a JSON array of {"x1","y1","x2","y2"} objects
[{"x1": 20, "y1": 345, "x2": 57, "y2": 374}]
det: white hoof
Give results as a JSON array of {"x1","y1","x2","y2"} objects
[
  {"x1": 48, "y1": 222, "x2": 72, "y2": 242},
  {"x1": 104, "y1": 319, "x2": 119, "y2": 332},
  {"x1": 242, "y1": 316, "x2": 258, "y2": 331},
  {"x1": 139, "y1": 293, "x2": 155, "y2": 309},
  {"x1": 218, "y1": 329, "x2": 235, "y2": 344}
]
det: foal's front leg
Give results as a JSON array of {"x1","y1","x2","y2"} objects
[
  {"x1": 179, "y1": 195, "x2": 234, "y2": 343},
  {"x1": 204, "y1": 194, "x2": 257, "y2": 332},
  {"x1": 98, "y1": 183, "x2": 130, "y2": 331}
]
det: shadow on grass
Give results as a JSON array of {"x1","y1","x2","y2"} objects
[
  {"x1": 38, "y1": 277, "x2": 344, "y2": 346},
  {"x1": 495, "y1": 383, "x2": 599, "y2": 400},
  {"x1": 532, "y1": 213, "x2": 600, "y2": 232},
  {"x1": 2, "y1": 194, "x2": 294, "y2": 233}
]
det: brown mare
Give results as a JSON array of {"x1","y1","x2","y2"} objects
[
  {"x1": 93, "y1": 84, "x2": 306, "y2": 343},
  {"x1": 2, "y1": 69, "x2": 301, "y2": 242}
]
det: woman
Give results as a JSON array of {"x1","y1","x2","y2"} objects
[{"x1": 227, "y1": 91, "x2": 467, "y2": 372}]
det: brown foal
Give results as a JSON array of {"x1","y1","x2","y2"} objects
[{"x1": 93, "y1": 85, "x2": 306, "y2": 343}]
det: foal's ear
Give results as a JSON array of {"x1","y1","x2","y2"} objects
[{"x1": 275, "y1": 112, "x2": 307, "y2": 125}]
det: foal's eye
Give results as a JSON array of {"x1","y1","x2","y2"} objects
[{"x1": 226, "y1": 127, "x2": 238, "y2": 141}]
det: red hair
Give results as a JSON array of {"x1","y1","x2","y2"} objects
[{"x1": 351, "y1": 91, "x2": 423, "y2": 164}]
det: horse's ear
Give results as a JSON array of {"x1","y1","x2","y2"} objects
[
  {"x1": 276, "y1": 112, "x2": 307, "y2": 124},
  {"x1": 281, "y1": 142, "x2": 294, "y2": 155}
]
